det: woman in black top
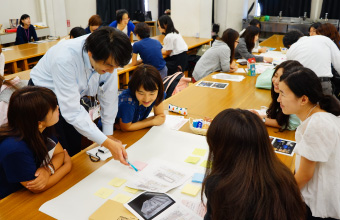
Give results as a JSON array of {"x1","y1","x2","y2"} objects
[{"x1": 15, "y1": 14, "x2": 38, "y2": 45}]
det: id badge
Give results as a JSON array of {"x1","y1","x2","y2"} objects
[{"x1": 89, "y1": 105, "x2": 100, "y2": 121}]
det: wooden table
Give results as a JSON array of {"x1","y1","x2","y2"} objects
[{"x1": 260, "y1": 34, "x2": 284, "y2": 50}]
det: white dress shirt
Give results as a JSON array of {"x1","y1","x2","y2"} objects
[
  {"x1": 0, "y1": 53, "x2": 5, "y2": 77},
  {"x1": 287, "y1": 35, "x2": 340, "y2": 78},
  {"x1": 30, "y1": 34, "x2": 118, "y2": 145}
]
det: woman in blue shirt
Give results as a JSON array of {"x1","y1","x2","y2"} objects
[
  {"x1": 0, "y1": 86, "x2": 72, "y2": 199},
  {"x1": 115, "y1": 65, "x2": 166, "y2": 131},
  {"x1": 15, "y1": 14, "x2": 38, "y2": 45},
  {"x1": 109, "y1": 9, "x2": 135, "y2": 37}
]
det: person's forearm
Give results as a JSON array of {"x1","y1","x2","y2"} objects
[
  {"x1": 50, "y1": 152, "x2": 65, "y2": 171},
  {"x1": 264, "y1": 118, "x2": 281, "y2": 128}
]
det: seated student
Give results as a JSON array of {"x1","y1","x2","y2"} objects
[
  {"x1": 250, "y1": 60, "x2": 302, "y2": 131},
  {"x1": 0, "y1": 75, "x2": 27, "y2": 126},
  {"x1": 235, "y1": 26, "x2": 273, "y2": 63},
  {"x1": 202, "y1": 108, "x2": 306, "y2": 220},
  {"x1": 131, "y1": 23, "x2": 167, "y2": 79},
  {"x1": 193, "y1": 29, "x2": 239, "y2": 82},
  {"x1": 0, "y1": 44, "x2": 4, "y2": 77},
  {"x1": 278, "y1": 67, "x2": 340, "y2": 219},
  {"x1": 70, "y1": 27, "x2": 86, "y2": 39},
  {"x1": 15, "y1": 14, "x2": 38, "y2": 45},
  {"x1": 85, "y1": 15, "x2": 102, "y2": 34},
  {"x1": 109, "y1": 9, "x2": 135, "y2": 37},
  {"x1": 317, "y1": 23, "x2": 340, "y2": 49},
  {"x1": 158, "y1": 15, "x2": 188, "y2": 76},
  {"x1": 308, "y1": 22, "x2": 321, "y2": 36},
  {"x1": 239, "y1": 19, "x2": 266, "y2": 53},
  {"x1": 0, "y1": 86, "x2": 72, "y2": 199},
  {"x1": 115, "y1": 65, "x2": 165, "y2": 132}
]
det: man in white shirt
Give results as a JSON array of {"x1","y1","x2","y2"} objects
[
  {"x1": 283, "y1": 30, "x2": 340, "y2": 95},
  {"x1": 30, "y1": 27, "x2": 132, "y2": 165}
]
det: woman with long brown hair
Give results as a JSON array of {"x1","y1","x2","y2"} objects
[
  {"x1": 202, "y1": 108, "x2": 306, "y2": 220},
  {"x1": 0, "y1": 86, "x2": 72, "y2": 199},
  {"x1": 317, "y1": 23, "x2": 340, "y2": 49}
]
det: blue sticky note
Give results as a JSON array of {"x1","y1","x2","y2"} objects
[{"x1": 192, "y1": 173, "x2": 205, "y2": 183}]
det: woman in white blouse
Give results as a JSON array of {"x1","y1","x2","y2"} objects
[
  {"x1": 0, "y1": 44, "x2": 4, "y2": 77},
  {"x1": 278, "y1": 67, "x2": 340, "y2": 219}
]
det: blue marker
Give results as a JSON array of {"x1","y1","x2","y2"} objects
[{"x1": 126, "y1": 160, "x2": 138, "y2": 172}]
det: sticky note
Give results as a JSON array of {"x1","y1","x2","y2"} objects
[
  {"x1": 94, "y1": 187, "x2": 114, "y2": 199},
  {"x1": 192, "y1": 148, "x2": 207, "y2": 156},
  {"x1": 185, "y1": 156, "x2": 200, "y2": 164},
  {"x1": 109, "y1": 178, "x2": 127, "y2": 187},
  {"x1": 200, "y1": 160, "x2": 212, "y2": 168},
  {"x1": 129, "y1": 161, "x2": 148, "y2": 171},
  {"x1": 123, "y1": 186, "x2": 139, "y2": 194},
  {"x1": 112, "y1": 193, "x2": 132, "y2": 203},
  {"x1": 192, "y1": 173, "x2": 205, "y2": 183},
  {"x1": 181, "y1": 184, "x2": 201, "y2": 197}
]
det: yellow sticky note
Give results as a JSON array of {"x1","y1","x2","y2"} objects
[
  {"x1": 185, "y1": 156, "x2": 200, "y2": 164},
  {"x1": 112, "y1": 193, "x2": 132, "y2": 203},
  {"x1": 109, "y1": 177, "x2": 127, "y2": 187},
  {"x1": 123, "y1": 186, "x2": 139, "y2": 194},
  {"x1": 94, "y1": 187, "x2": 114, "y2": 199},
  {"x1": 181, "y1": 184, "x2": 201, "y2": 197},
  {"x1": 200, "y1": 160, "x2": 212, "y2": 168},
  {"x1": 192, "y1": 148, "x2": 207, "y2": 156}
]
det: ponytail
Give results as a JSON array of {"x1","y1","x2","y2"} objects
[{"x1": 319, "y1": 95, "x2": 340, "y2": 116}]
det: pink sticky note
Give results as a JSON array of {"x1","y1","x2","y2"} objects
[{"x1": 129, "y1": 161, "x2": 148, "y2": 171}]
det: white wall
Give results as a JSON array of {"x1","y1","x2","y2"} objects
[
  {"x1": 171, "y1": 0, "x2": 212, "y2": 38},
  {"x1": 148, "y1": 0, "x2": 158, "y2": 21},
  {"x1": 64, "y1": 0, "x2": 96, "y2": 32}
]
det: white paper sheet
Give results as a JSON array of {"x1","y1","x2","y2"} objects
[
  {"x1": 234, "y1": 68, "x2": 247, "y2": 74},
  {"x1": 236, "y1": 59, "x2": 247, "y2": 63},
  {"x1": 212, "y1": 73, "x2": 245, "y2": 82},
  {"x1": 163, "y1": 115, "x2": 188, "y2": 130},
  {"x1": 39, "y1": 126, "x2": 208, "y2": 220},
  {"x1": 260, "y1": 51, "x2": 287, "y2": 64}
]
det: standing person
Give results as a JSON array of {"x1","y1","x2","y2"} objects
[
  {"x1": 235, "y1": 26, "x2": 273, "y2": 63},
  {"x1": 85, "y1": 15, "x2": 103, "y2": 34},
  {"x1": 0, "y1": 44, "x2": 4, "y2": 76},
  {"x1": 15, "y1": 14, "x2": 38, "y2": 45},
  {"x1": 158, "y1": 15, "x2": 188, "y2": 76},
  {"x1": 0, "y1": 87, "x2": 72, "y2": 199},
  {"x1": 202, "y1": 108, "x2": 306, "y2": 220},
  {"x1": 193, "y1": 29, "x2": 239, "y2": 81},
  {"x1": 109, "y1": 9, "x2": 135, "y2": 37},
  {"x1": 278, "y1": 67, "x2": 340, "y2": 219},
  {"x1": 283, "y1": 30, "x2": 340, "y2": 95},
  {"x1": 29, "y1": 27, "x2": 132, "y2": 164},
  {"x1": 131, "y1": 23, "x2": 167, "y2": 79}
]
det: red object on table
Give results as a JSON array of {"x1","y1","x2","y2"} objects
[{"x1": 5, "y1": 28, "x2": 17, "y2": 33}]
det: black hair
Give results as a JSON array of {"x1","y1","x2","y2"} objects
[
  {"x1": 309, "y1": 22, "x2": 321, "y2": 33},
  {"x1": 280, "y1": 67, "x2": 340, "y2": 116},
  {"x1": 220, "y1": 29, "x2": 239, "y2": 64},
  {"x1": 128, "y1": 64, "x2": 164, "y2": 106},
  {"x1": 267, "y1": 60, "x2": 303, "y2": 131},
  {"x1": 158, "y1": 15, "x2": 179, "y2": 35},
  {"x1": 249, "y1": 19, "x2": 261, "y2": 29},
  {"x1": 283, "y1": 30, "x2": 304, "y2": 48},
  {"x1": 240, "y1": 26, "x2": 260, "y2": 52},
  {"x1": 134, "y1": 23, "x2": 150, "y2": 39},
  {"x1": 116, "y1": 9, "x2": 129, "y2": 24},
  {"x1": 83, "y1": 26, "x2": 132, "y2": 67},
  {"x1": 20, "y1": 14, "x2": 30, "y2": 26},
  {"x1": 70, "y1": 27, "x2": 86, "y2": 38}
]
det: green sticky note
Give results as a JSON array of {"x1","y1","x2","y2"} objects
[
  {"x1": 94, "y1": 187, "x2": 114, "y2": 199},
  {"x1": 185, "y1": 156, "x2": 201, "y2": 164},
  {"x1": 192, "y1": 148, "x2": 207, "y2": 156},
  {"x1": 200, "y1": 160, "x2": 212, "y2": 168},
  {"x1": 181, "y1": 184, "x2": 201, "y2": 197},
  {"x1": 123, "y1": 186, "x2": 139, "y2": 194},
  {"x1": 112, "y1": 193, "x2": 132, "y2": 203},
  {"x1": 109, "y1": 177, "x2": 127, "y2": 187}
]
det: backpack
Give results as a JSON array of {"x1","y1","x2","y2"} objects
[
  {"x1": 163, "y1": 71, "x2": 191, "y2": 99},
  {"x1": 134, "y1": 10, "x2": 145, "y2": 22}
]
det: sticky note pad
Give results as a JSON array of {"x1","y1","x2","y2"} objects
[
  {"x1": 123, "y1": 186, "x2": 139, "y2": 194},
  {"x1": 109, "y1": 178, "x2": 127, "y2": 187},
  {"x1": 185, "y1": 156, "x2": 201, "y2": 164},
  {"x1": 181, "y1": 184, "x2": 201, "y2": 197},
  {"x1": 200, "y1": 160, "x2": 212, "y2": 168},
  {"x1": 192, "y1": 148, "x2": 207, "y2": 156},
  {"x1": 192, "y1": 173, "x2": 205, "y2": 183},
  {"x1": 129, "y1": 161, "x2": 148, "y2": 171},
  {"x1": 112, "y1": 193, "x2": 132, "y2": 203},
  {"x1": 94, "y1": 187, "x2": 114, "y2": 199}
]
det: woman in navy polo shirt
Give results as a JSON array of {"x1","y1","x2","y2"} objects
[{"x1": 15, "y1": 14, "x2": 38, "y2": 45}]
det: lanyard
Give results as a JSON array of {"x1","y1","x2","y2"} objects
[{"x1": 24, "y1": 28, "x2": 30, "y2": 41}]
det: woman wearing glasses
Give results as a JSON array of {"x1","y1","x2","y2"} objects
[{"x1": 109, "y1": 9, "x2": 135, "y2": 37}]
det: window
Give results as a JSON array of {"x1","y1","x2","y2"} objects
[{"x1": 255, "y1": 3, "x2": 261, "y2": 17}]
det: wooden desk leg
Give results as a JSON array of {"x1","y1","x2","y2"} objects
[
  {"x1": 10, "y1": 62, "x2": 18, "y2": 73},
  {"x1": 17, "y1": 59, "x2": 29, "y2": 71},
  {"x1": 125, "y1": 72, "x2": 129, "y2": 88}
]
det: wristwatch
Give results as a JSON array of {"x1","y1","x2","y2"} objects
[
  {"x1": 48, "y1": 164, "x2": 55, "y2": 175},
  {"x1": 262, "y1": 117, "x2": 266, "y2": 123}
]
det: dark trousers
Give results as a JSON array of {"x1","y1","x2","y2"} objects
[
  {"x1": 306, "y1": 204, "x2": 339, "y2": 220},
  {"x1": 165, "y1": 51, "x2": 188, "y2": 76},
  {"x1": 28, "y1": 79, "x2": 82, "y2": 156}
]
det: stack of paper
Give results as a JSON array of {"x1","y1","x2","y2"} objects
[{"x1": 212, "y1": 73, "x2": 245, "y2": 82}]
